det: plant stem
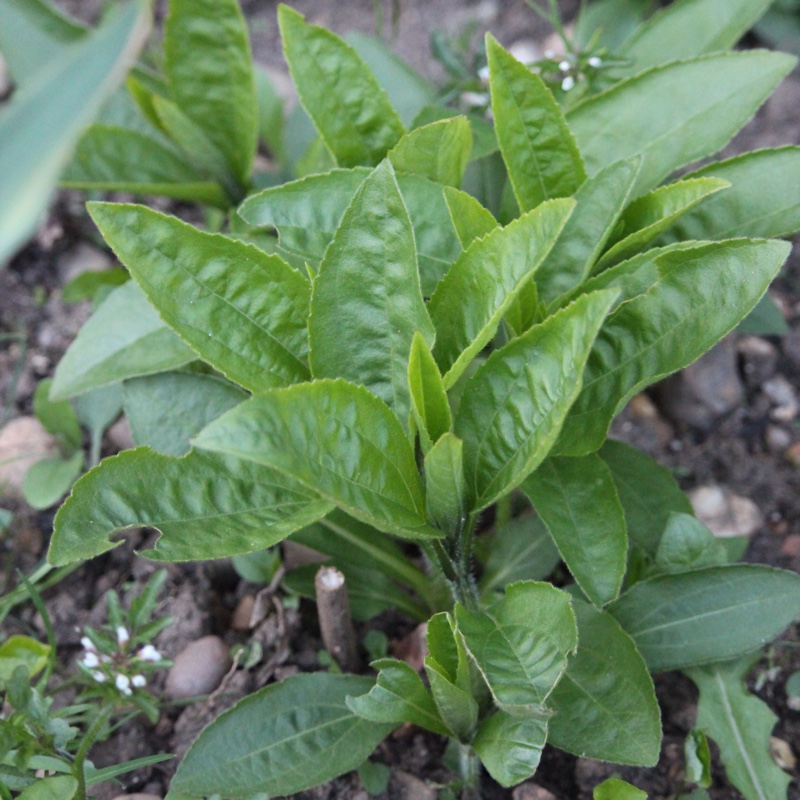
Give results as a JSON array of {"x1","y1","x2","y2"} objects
[
  {"x1": 72, "y1": 705, "x2": 113, "y2": 800},
  {"x1": 458, "y1": 742, "x2": 483, "y2": 800}
]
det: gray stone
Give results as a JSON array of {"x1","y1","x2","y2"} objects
[
  {"x1": 58, "y1": 242, "x2": 112, "y2": 285},
  {"x1": 0, "y1": 416, "x2": 59, "y2": 500},
  {"x1": 512, "y1": 782, "x2": 558, "y2": 800},
  {"x1": 166, "y1": 635, "x2": 232, "y2": 699},
  {"x1": 763, "y1": 375, "x2": 798, "y2": 422},
  {"x1": 689, "y1": 485, "x2": 763, "y2": 538},
  {"x1": 737, "y1": 335, "x2": 778, "y2": 389},
  {"x1": 106, "y1": 416, "x2": 134, "y2": 451},
  {"x1": 390, "y1": 770, "x2": 437, "y2": 800}
]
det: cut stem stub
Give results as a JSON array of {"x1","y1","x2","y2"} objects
[{"x1": 315, "y1": 566, "x2": 361, "y2": 673}]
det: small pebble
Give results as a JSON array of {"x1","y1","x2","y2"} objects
[
  {"x1": 689, "y1": 485, "x2": 763, "y2": 538},
  {"x1": 58, "y1": 242, "x2": 112, "y2": 285},
  {"x1": 107, "y1": 417, "x2": 135, "y2": 451},
  {"x1": 763, "y1": 376, "x2": 798, "y2": 422},
  {"x1": 780, "y1": 535, "x2": 800, "y2": 558},
  {"x1": 765, "y1": 424, "x2": 792, "y2": 454},
  {"x1": 390, "y1": 770, "x2": 437, "y2": 800},
  {"x1": 770, "y1": 737, "x2": 796, "y2": 770},
  {"x1": 786, "y1": 441, "x2": 800, "y2": 467},
  {"x1": 508, "y1": 38, "x2": 540, "y2": 65},
  {"x1": 166, "y1": 635, "x2": 232, "y2": 699},
  {"x1": 0, "y1": 416, "x2": 59, "y2": 500},
  {"x1": 512, "y1": 783, "x2": 557, "y2": 800},
  {"x1": 737, "y1": 335, "x2": 778, "y2": 388},
  {"x1": 231, "y1": 595, "x2": 256, "y2": 632}
]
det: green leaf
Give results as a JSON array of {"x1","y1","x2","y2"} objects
[
  {"x1": 87, "y1": 202, "x2": 311, "y2": 393},
  {"x1": 658, "y1": 147, "x2": 800, "y2": 243},
  {"x1": 456, "y1": 581, "x2": 577, "y2": 714},
  {"x1": 593, "y1": 778, "x2": 647, "y2": 800},
  {"x1": 358, "y1": 760, "x2": 391, "y2": 796},
  {"x1": 193, "y1": 380, "x2": 435, "y2": 540},
  {"x1": 443, "y1": 185, "x2": 498, "y2": 249},
  {"x1": 50, "y1": 280, "x2": 196, "y2": 401},
  {"x1": 685, "y1": 729, "x2": 713, "y2": 789},
  {"x1": 254, "y1": 65, "x2": 286, "y2": 165},
  {"x1": 686, "y1": 657, "x2": 791, "y2": 800},
  {"x1": 47, "y1": 448, "x2": 332, "y2": 565},
  {"x1": 23, "y1": 450, "x2": 83, "y2": 510},
  {"x1": 123, "y1": 371, "x2": 247, "y2": 457},
  {"x1": 654, "y1": 513, "x2": 728, "y2": 574},
  {"x1": 455, "y1": 290, "x2": 616, "y2": 511},
  {"x1": 34, "y1": 379, "x2": 81, "y2": 451},
  {"x1": 172, "y1": 673, "x2": 394, "y2": 798},
  {"x1": 347, "y1": 658, "x2": 448, "y2": 735},
  {"x1": 408, "y1": 332, "x2": 451, "y2": 452},
  {"x1": 555, "y1": 239, "x2": 790, "y2": 455},
  {"x1": 609, "y1": 565, "x2": 800, "y2": 671},
  {"x1": 619, "y1": 0, "x2": 775, "y2": 74},
  {"x1": 424, "y1": 656, "x2": 479, "y2": 741},
  {"x1": 738, "y1": 293, "x2": 789, "y2": 336},
  {"x1": 424, "y1": 434, "x2": 466, "y2": 537},
  {"x1": 164, "y1": 0, "x2": 257, "y2": 186},
  {"x1": 388, "y1": 117, "x2": 471, "y2": 188},
  {"x1": 62, "y1": 125, "x2": 227, "y2": 208},
  {"x1": 574, "y1": 0, "x2": 653, "y2": 50},
  {"x1": 279, "y1": 5, "x2": 404, "y2": 167},
  {"x1": 472, "y1": 710, "x2": 548, "y2": 787},
  {"x1": 0, "y1": 0, "x2": 149, "y2": 266},
  {"x1": 429, "y1": 198, "x2": 575, "y2": 389},
  {"x1": 487, "y1": 34, "x2": 585, "y2": 213},
  {"x1": 548, "y1": 601, "x2": 661, "y2": 766},
  {"x1": 0, "y1": 636, "x2": 50, "y2": 682},
  {"x1": 309, "y1": 161, "x2": 434, "y2": 423},
  {"x1": 594, "y1": 177, "x2": 729, "y2": 270},
  {"x1": 62, "y1": 267, "x2": 128, "y2": 304},
  {"x1": 599, "y1": 439, "x2": 692, "y2": 555},
  {"x1": 522, "y1": 453, "x2": 627, "y2": 607},
  {"x1": 17, "y1": 776, "x2": 77, "y2": 800},
  {"x1": 538, "y1": 158, "x2": 641, "y2": 307},
  {"x1": 566, "y1": 51, "x2": 796, "y2": 196}
]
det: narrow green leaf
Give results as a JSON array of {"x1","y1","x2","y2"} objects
[
  {"x1": 309, "y1": 161, "x2": 433, "y2": 423},
  {"x1": 88, "y1": 202, "x2": 311, "y2": 393},
  {"x1": 443, "y1": 185, "x2": 498, "y2": 249},
  {"x1": 424, "y1": 434, "x2": 466, "y2": 537},
  {"x1": 47, "y1": 448, "x2": 331, "y2": 565},
  {"x1": 62, "y1": 125, "x2": 227, "y2": 208},
  {"x1": 599, "y1": 440, "x2": 692, "y2": 556},
  {"x1": 487, "y1": 34, "x2": 585, "y2": 212},
  {"x1": 429, "y1": 198, "x2": 575, "y2": 389},
  {"x1": 388, "y1": 117, "x2": 472, "y2": 188},
  {"x1": 193, "y1": 380, "x2": 435, "y2": 540},
  {"x1": 456, "y1": 581, "x2": 577, "y2": 714},
  {"x1": 455, "y1": 290, "x2": 616, "y2": 511},
  {"x1": 408, "y1": 332, "x2": 451, "y2": 451},
  {"x1": 23, "y1": 451, "x2": 83, "y2": 510},
  {"x1": 594, "y1": 177, "x2": 729, "y2": 270},
  {"x1": 654, "y1": 513, "x2": 727, "y2": 574},
  {"x1": 34, "y1": 379, "x2": 81, "y2": 450},
  {"x1": 548, "y1": 601, "x2": 661, "y2": 766},
  {"x1": 164, "y1": 0, "x2": 257, "y2": 185},
  {"x1": 567, "y1": 51, "x2": 796, "y2": 196},
  {"x1": 555, "y1": 239, "x2": 790, "y2": 455},
  {"x1": 593, "y1": 778, "x2": 648, "y2": 800},
  {"x1": 574, "y1": 0, "x2": 653, "y2": 50},
  {"x1": 687, "y1": 658, "x2": 791, "y2": 800},
  {"x1": 609, "y1": 565, "x2": 800, "y2": 671},
  {"x1": 172, "y1": 673, "x2": 394, "y2": 798},
  {"x1": 472, "y1": 710, "x2": 548, "y2": 787},
  {"x1": 685, "y1": 729, "x2": 713, "y2": 789},
  {"x1": 620, "y1": 0, "x2": 775, "y2": 74},
  {"x1": 50, "y1": 281, "x2": 196, "y2": 401},
  {"x1": 522, "y1": 453, "x2": 627, "y2": 607},
  {"x1": 424, "y1": 656, "x2": 479, "y2": 741},
  {"x1": 347, "y1": 658, "x2": 448, "y2": 735},
  {"x1": 279, "y1": 5, "x2": 404, "y2": 167}
]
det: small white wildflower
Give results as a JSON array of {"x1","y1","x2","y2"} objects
[
  {"x1": 131, "y1": 674, "x2": 147, "y2": 688},
  {"x1": 137, "y1": 644, "x2": 162, "y2": 662},
  {"x1": 82, "y1": 652, "x2": 100, "y2": 668},
  {"x1": 461, "y1": 90, "x2": 489, "y2": 108},
  {"x1": 558, "y1": 60, "x2": 571, "y2": 72},
  {"x1": 115, "y1": 674, "x2": 133, "y2": 696},
  {"x1": 90, "y1": 670, "x2": 106, "y2": 683},
  {"x1": 477, "y1": 64, "x2": 490, "y2": 82},
  {"x1": 588, "y1": 56, "x2": 602, "y2": 68},
  {"x1": 80, "y1": 636, "x2": 96, "y2": 652},
  {"x1": 116, "y1": 626, "x2": 130, "y2": 646},
  {"x1": 561, "y1": 75, "x2": 576, "y2": 92}
]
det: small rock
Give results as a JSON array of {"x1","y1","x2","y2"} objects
[
  {"x1": 737, "y1": 335, "x2": 778, "y2": 388},
  {"x1": 763, "y1": 376, "x2": 798, "y2": 422},
  {"x1": 110, "y1": 794, "x2": 162, "y2": 800},
  {"x1": 574, "y1": 758, "x2": 618, "y2": 793},
  {"x1": 656, "y1": 338, "x2": 744, "y2": 429},
  {"x1": 231, "y1": 595, "x2": 256, "y2": 632},
  {"x1": 392, "y1": 623, "x2": 428, "y2": 672},
  {"x1": 58, "y1": 242, "x2": 112, "y2": 285},
  {"x1": 281, "y1": 539, "x2": 326, "y2": 570},
  {"x1": 780, "y1": 535, "x2": 800, "y2": 558},
  {"x1": 765, "y1": 424, "x2": 792, "y2": 454},
  {"x1": 390, "y1": 770, "x2": 437, "y2": 800},
  {"x1": 540, "y1": 22, "x2": 574, "y2": 58},
  {"x1": 512, "y1": 782, "x2": 557, "y2": 800},
  {"x1": 166, "y1": 635, "x2": 232, "y2": 699},
  {"x1": 689, "y1": 485, "x2": 763, "y2": 538},
  {"x1": 106, "y1": 417, "x2": 134, "y2": 451},
  {"x1": 0, "y1": 416, "x2": 59, "y2": 500},
  {"x1": 770, "y1": 736, "x2": 796, "y2": 770},
  {"x1": 786, "y1": 441, "x2": 800, "y2": 467},
  {"x1": 508, "y1": 38, "x2": 540, "y2": 65}
]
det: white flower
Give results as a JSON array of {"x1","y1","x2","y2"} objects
[
  {"x1": 588, "y1": 56, "x2": 602, "y2": 68},
  {"x1": 558, "y1": 60, "x2": 571, "y2": 72},
  {"x1": 561, "y1": 75, "x2": 576, "y2": 92},
  {"x1": 115, "y1": 674, "x2": 133, "y2": 696},
  {"x1": 116, "y1": 626, "x2": 130, "y2": 646},
  {"x1": 80, "y1": 636, "x2": 96, "y2": 652},
  {"x1": 90, "y1": 670, "x2": 106, "y2": 683},
  {"x1": 136, "y1": 644, "x2": 162, "y2": 662},
  {"x1": 131, "y1": 674, "x2": 147, "y2": 688},
  {"x1": 477, "y1": 64, "x2": 490, "y2": 82},
  {"x1": 82, "y1": 652, "x2": 100, "y2": 668}
]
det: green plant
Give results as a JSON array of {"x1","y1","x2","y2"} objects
[{"x1": 43, "y1": 0, "x2": 800, "y2": 797}]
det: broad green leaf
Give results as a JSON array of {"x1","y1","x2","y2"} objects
[
  {"x1": 487, "y1": 35, "x2": 585, "y2": 212},
  {"x1": 455, "y1": 290, "x2": 616, "y2": 511},
  {"x1": 35, "y1": 379, "x2": 81, "y2": 450},
  {"x1": 0, "y1": 0, "x2": 149, "y2": 266},
  {"x1": 739, "y1": 293, "x2": 790, "y2": 336},
  {"x1": 18, "y1": 776, "x2": 77, "y2": 800},
  {"x1": 424, "y1": 434, "x2": 466, "y2": 537},
  {"x1": 444, "y1": 185, "x2": 498, "y2": 248},
  {"x1": 477, "y1": 514, "x2": 562, "y2": 595},
  {"x1": 429, "y1": 198, "x2": 575, "y2": 389},
  {"x1": 522, "y1": 453, "x2": 627, "y2": 607},
  {"x1": 47, "y1": 448, "x2": 332, "y2": 565},
  {"x1": 424, "y1": 657, "x2": 479, "y2": 741},
  {"x1": 687, "y1": 657, "x2": 791, "y2": 800},
  {"x1": 539, "y1": 158, "x2": 641, "y2": 307},
  {"x1": 346, "y1": 658, "x2": 448, "y2": 735},
  {"x1": 388, "y1": 117, "x2": 471, "y2": 188},
  {"x1": 62, "y1": 125, "x2": 228, "y2": 208},
  {"x1": 654, "y1": 513, "x2": 727, "y2": 574},
  {"x1": 659, "y1": 147, "x2": 800, "y2": 243},
  {"x1": 593, "y1": 778, "x2": 648, "y2": 800},
  {"x1": 548, "y1": 601, "x2": 661, "y2": 766},
  {"x1": 22, "y1": 450, "x2": 83, "y2": 510},
  {"x1": 408, "y1": 332, "x2": 451, "y2": 452},
  {"x1": 279, "y1": 5, "x2": 404, "y2": 167},
  {"x1": 472, "y1": 710, "x2": 548, "y2": 787},
  {"x1": 555, "y1": 239, "x2": 790, "y2": 455},
  {"x1": 164, "y1": 0, "x2": 257, "y2": 186},
  {"x1": 620, "y1": 0, "x2": 775, "y2": 74},
  {"x1": 566, "y1": 51, "x2": 796, "y2": 196},
  {"x1": 574, "y1": 0, "x2": 654, "y2": 50},
  {"x1": 599, "y1": 440, "x2": 692, "y2": 555},
  {"x1": 609, "y1": 565, "x2": 800, "y2": 671},
  {"x1": 254, "y1": 65, "x2": 286, "y2": 165},
  {"x1": 194, "y1": 380, "x2": 435, "y2": 540},
  {"x1": 309, "y1": 161, "x2": 434, "y2": 423},
  {"x1": 171, "y1": 673, "x2": 394, "y2": 798},
  {"x1": 123, "y1": 371, "x2": 247, "y2": 457},
  {"x1": 456, "y1": 581, "x2": 577, "y2": 714},
  {"x1": 74, "y1": 384, "x2": 124, "y2": 464},
  {"x1": 594, "y1": 177, "x2": 729, "y2": 270},
  {"x1": 0, "y1": 636, "x2": 50, "y2": 682},
  {"x1": 88, "y1": 202, "x2": 311, "y2": 393},
  {"x1": 50, "y1": 281, "x2": 196, "y2": 401}
]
